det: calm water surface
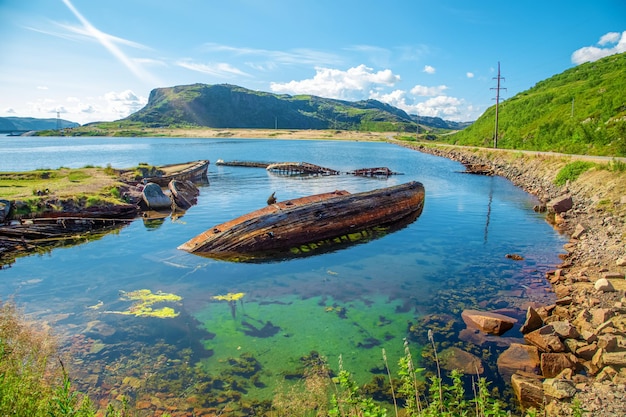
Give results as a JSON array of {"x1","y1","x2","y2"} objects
[{"x1": 0, "y1": 137, "x2": 566, "y2": 409}]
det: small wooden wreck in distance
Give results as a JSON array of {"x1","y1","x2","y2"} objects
[
  {"x1": 178, "y1": 181, "x2": 425, "y2": 262},
  {"x1": 266, "y1": 162, "x2": 340, "y2": 176}
]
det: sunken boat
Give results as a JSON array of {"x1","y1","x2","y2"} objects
[{"x1": 178, "y1": 181, "x2": 425, "y2": 261}]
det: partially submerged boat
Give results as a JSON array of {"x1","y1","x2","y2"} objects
[
  {"x1": 178, "y1": 181, "x2": 425, "y2": 262},
  {"x1": 144, "y1": 160, "x2": 209, "y2": 186}
]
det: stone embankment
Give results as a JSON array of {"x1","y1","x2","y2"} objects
[{"x1": 405, "y1": 143, "x2": 626, "y2": 416}]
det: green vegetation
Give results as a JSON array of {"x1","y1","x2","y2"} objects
[
  {"x1": 554, "y1": 160, "x2": 595, "y2": 185},
  {"x1": 446, "y1": 52, "x2": 626, "y2": 156},
  {"x1": 0, "y1": 166, "x2": 128, "y2": 217}
]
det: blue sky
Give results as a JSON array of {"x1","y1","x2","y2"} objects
[{"x1": 1, "y1": 0, "x2": 624, "y2": 125}]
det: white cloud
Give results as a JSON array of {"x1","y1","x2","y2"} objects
[
  {"x1": 103, "y1": 90, "x2": 146, "y2": 115},
  {"x1": 423, "y1": 65, "x2": 436, "y2": 74},
  {"x1": 177, "y1": 60, "x2": 250, "y2": 77},
  {"x1": 370, "y1": 89, "x2": 468, "y2": 121},
  {"x1": 571, "y1": 31, "x2": 626, "y2": 64},
  {"x1": 2, "y1": 90, "x2": 147, "y2": 125},
  {"x1": 270, "y1": 65, "x2": 400, "y2": 99},
  {"x1": 37, "y1": 86, "x2": 48, "y2": 90},
  {"x1": 466, "y1": 72, "x2": 474, "y2": 78},
  {"x1": 416, "y1": 96, "x2": 462, "y2": 118},
  {"x1": 410, "y1": 84, "x2": 448, "y2": 96}
]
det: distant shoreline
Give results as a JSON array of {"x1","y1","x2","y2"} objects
[{"x1": 51, "y1": 127, "x2": 400, "y2": 142}]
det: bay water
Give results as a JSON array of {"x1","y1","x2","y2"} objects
[{"x1": 0, "y1": 136, "x2": 565, "y2": 408}]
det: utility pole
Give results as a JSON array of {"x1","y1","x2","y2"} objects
[{"x1": 491, "y1": 62, "x2": 506, "y2": 148}]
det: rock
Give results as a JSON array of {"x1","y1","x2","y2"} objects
[
  {"x1": 497, "y1": 343, "x2": 541, "y2": 381},
  {"x1": 591, "y1": 308, "x2": 614, "y2": 326},
  {"x1": 524, "y1": 325, "x2": 566, "y2": 353},
  {"x1": 439, "y1": 346, "x2": 484, "y2": 374},
  {"x1": 603, "y1": 351, "x2": 626, "y2": 366},
  {"x1": 576, "y1": 343, "x2": 599, "y2": 361},
  {"x1": 547, "y1": 194, "x2": 573, "y2": 213},
  {"x1": 142, "y1": 182, "x2": 172, "y2": 210},
  {"x1": 571, "y1": 223, "x2": 586, "y2": 239},
  {"x1": 540, "y1": 353, "x2": 577, "y2": 378},
  {"x1": 604, "y1": 272, "x2": 625, "y2": 279},
  {"x1": 594, "y1": 278, "x2": 616, "y2": 292},
  {"x1": 551, "y1": 321, "x2": 580, "y2": 339},
  {"x1": 511, "y1": 373, "x2": 544, "y2": 410},
  {"x1": 0, "y1": 199, "x2": 10, "y2": 223},
  {"x1": 461, "y1": 309, "x2": 518, "y2": 336},
  {"x1": 543, "y1": 378, "x2": 577, "y2": 400},
  {"x1": 597, "y1": 334, "x2": 618, "y2": 352},
  {"x1": 616, "y1": 258, "x2": 626, "y2": 267},
  {"x1": 520, "y1": 306, "x2": 544, "y2": 334},
  {"x1": 596, "y1": 366, "x2": 618, "y2": 382}
]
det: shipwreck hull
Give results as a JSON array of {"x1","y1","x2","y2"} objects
[
  {"x1": 145, "y1": 160, "x2": 210, "y2": 186},
  {"x1": 178, "y1": 181, "x2": 425, "y2": 262}
]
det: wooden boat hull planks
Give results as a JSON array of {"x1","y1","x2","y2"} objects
[
  {"x1": 145, "y1": 160, "x2": 209, "y2": 186},
  {"x1": 178, "y1": 181, "x2": 425, "y2": 260}
]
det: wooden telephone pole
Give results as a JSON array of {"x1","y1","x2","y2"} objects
[{"x1": 491, "y1": 62, "x2": 506, "y2": 148}]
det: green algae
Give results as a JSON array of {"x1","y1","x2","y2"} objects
[
  {"x1": 193, "y1": 293, "x2": 419, "y2": 400},
  {"x1": 106, "y1": 289, "x2": 182, "y2": 318}
]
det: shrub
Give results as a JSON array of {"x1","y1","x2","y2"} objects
[{"x1": 554, "y1": 161, "x2": 594, "y2": 186}]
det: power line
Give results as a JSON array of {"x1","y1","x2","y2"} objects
[{"x1": 491, "y1": 62, "x2": 506, "y2": 148}]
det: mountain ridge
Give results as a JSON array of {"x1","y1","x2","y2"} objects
[{"x1": 124, "y1": 83, "x2": 469, "y2": 132}]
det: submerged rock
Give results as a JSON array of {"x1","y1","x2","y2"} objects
[
  {"x1": 461, "y1": 309, "x2": 517, "y2": 336},
  {"x1": 439, "y1": 346, "x2": 484, "y2": 374},
  {"x1": 497, "y1": 343, "x2": 541, "y2": 381}
]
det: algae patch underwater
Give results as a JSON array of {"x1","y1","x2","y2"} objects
[{"x1": 106, "y1": 289, "x2": 183, "y2": 318}]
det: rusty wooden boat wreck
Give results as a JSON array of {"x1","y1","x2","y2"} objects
[
  {"x1": 143, "y1": 160, "x2": 210, "y2": 186},
  {"x1": 178, "y1": 181, "x2": 425, "y2": 261}
]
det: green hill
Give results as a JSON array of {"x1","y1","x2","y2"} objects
[
  {"x1": 0, "y1": 117, "x2": 79, "y2": 132},
  {"x1": 445, "y1": 52, "x2": 626, "y2": 156},
  {"x1": 124, "y1": 83, "x2": 418, "y2": 132}
]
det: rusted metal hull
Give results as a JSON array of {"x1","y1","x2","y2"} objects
[{"x1": 178, "y1": 181, "x2": 425, "y2": 261}]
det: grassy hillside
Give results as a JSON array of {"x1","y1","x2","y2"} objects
[
  {"x1": 445, "y1": 52, "x2": 626, "y2": 156},
  {"x1": 123, "y1": 83, "x2": 417, "y2": 132}
]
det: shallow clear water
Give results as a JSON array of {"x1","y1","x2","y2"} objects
[{"x1": 0, "y1": 137, "x2": 566, "y2": 407}]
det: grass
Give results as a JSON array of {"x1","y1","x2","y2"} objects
[{"x1": 554, "y1": 161, "x2": 595, "y2": 186}]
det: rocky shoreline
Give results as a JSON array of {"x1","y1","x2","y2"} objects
[{"x1": 406, "y1": 143, "x2": 626, "y2": 416}]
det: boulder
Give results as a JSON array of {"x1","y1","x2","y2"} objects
[
  {"x1": 511, "y1": 373, "x2": 544, "y2": 410},
  {"x1": 576, "y1": 343, "x2": 599, "y2": 360},
  {"x1": 461, "y1": 309, "x2": 517, "y2": 336},
  {"x1": 142, "y1": 182, "x2": 172, "y2": 210},
  {"x1": 591, "y1": 308, "x2": 614, "y2": 326},
  {"x1": 547, "y1": 194, "x2": 573, "y2": 214},
  {"x1": 542, "y1": 378, "x2": 576, "y2": 400},
  {"x1": 603, "y1": 351, "x2": 626, "y2": 366},
  {"x1": 520, "y1": 306, "x2": 544, "y2": 334},
  {"x1": 0, "y1": 199, "x2": 10, "y2": 223},
  {"x1": 550, "y1": 321, "x2": 580, "y2": 339},
  {"x1": 497, "y1": 343, "x2": 541, "y2": 381},
  {"x1": 439, "y1": 346, "x2": 484, "y2": 374},
  {"x1": 571, "y1": 223, "x2": 586, "y2": 239},
  {"x1": 594, "y1": 278, "x2": 616, "y2": 292},
  {"x1": 540, "y1": 353, "x2": 576, "y2": 378},
  {"x1": 524, "y1": 325, "x2": 566, "y2": 353}
]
